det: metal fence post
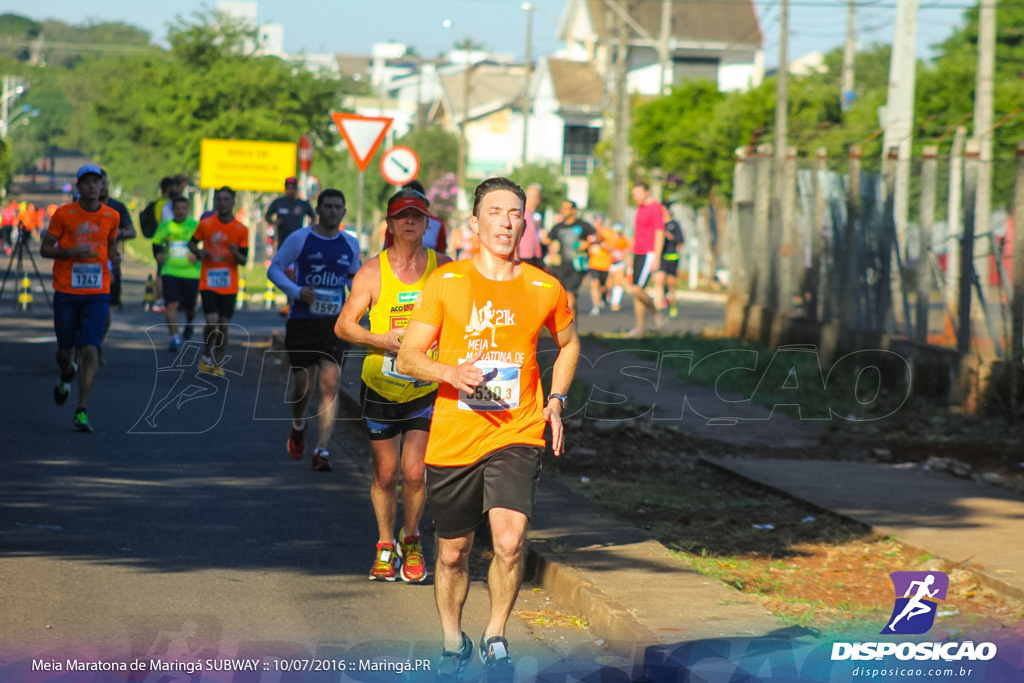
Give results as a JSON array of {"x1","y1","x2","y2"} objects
[
  {"x1": 752, "y1": 144, "x2": 774, "y2": 307},
  {"x1": 959, "y1": 140, "x2": 980, "y2": 354},
  {"x1": 1012, "y1": 141, "x2": 1024, "y2": 365},
  {"x1": 777, "y1": 146, "x2": 798, "y2": 314},
  {"x1": 729, "y1": 147, "x2": 755, "y2": 301},
  {"x1": 917, "y1": 145, "x2": 938, "y2": 343},
  {"x1": 945, "y1": 128, "x2": 966, "y2": 334},
  {"x1": 839, "y1": 146, "x2": 861, "y2": 330},
  {"x1": 808, "y1": 147, "x2": 827, "y2": 322}
]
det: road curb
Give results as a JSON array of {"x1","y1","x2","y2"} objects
[{"x1": 526, "y1": 544, "x2": 659, "y2": 657}]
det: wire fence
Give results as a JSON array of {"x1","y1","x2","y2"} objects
[{"x1": 728, "y1": 137, "x2": 1024, "y2": 361}]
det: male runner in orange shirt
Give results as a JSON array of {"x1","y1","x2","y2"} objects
[
  {"x1": 189, "y1": 186, "x2": 249, "y2": 374},
  {"x1": 397, "y1": 177, "x2": 580, "y2": 676},
  {"x1": 40, "y1": 164, "x2": 120, "y2": 433}
]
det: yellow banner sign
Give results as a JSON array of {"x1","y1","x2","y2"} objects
[{"x1": 200, "y1": 139, "x2": 296, "y2": 192}]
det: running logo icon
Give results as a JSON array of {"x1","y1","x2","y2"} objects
[{"x1": 881, "y1": 571, "x2": 949, "y2": 635}]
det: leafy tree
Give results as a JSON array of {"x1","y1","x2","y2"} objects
[
  {"x1": 916, "y1": 0, "x2": 1024, "y2": 208},
  {"x1": 316, "y1": 144, "x2": 391, "y2": 235},
  {"x1": 35, "y1": 19, "x2": 154, "y2": 68},
  {"x1": 585, "y1": 164, "x2": 610, "y2": 215},
  {"x1": 0, "y1": 13, "x2": 40, "y2": 61},
  {"x1": 395, "y1": 125, "x2": 459, "y2": 189},
  {"x1": 632, "y1": 80, "x2": 725, "y2": 204},
  {"x1": 0, "y1": 137, "x2": 15, "y2": 188},
  {"x1": 167, "y1": 9, "x2": 259, "y2": 68},
  {"x1": 507, "y1": 162, "x2": 566, "y2": 212},
  {"x1": 0, "y1": 13, "x2": 39, "y2": 37},
  {"x1": 52, "y1": 10, "x2": 355, "y2": 198},
  {"x1": 77, "y1": 21, "x2": 151, "y2": 48},
  {"x1": 1, "y1": 70, "x2": 67, "y2": 171}
]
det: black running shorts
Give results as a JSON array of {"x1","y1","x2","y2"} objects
[
  {"x1": 632, "y1": 253, "x2": 657, "y2": 287},
  {"x1": 284, "y1": 317, "x2": 350, "y2": 369},
  {"x1": 426, "y1": 445, "x2": 543, "y2": 538},
  {"x1": 200, "y1": 290, "x2": 238, "y2": 320},
  {"x1": 553, "y1": 266, "x2": 586, "y2": 294},
  {"x1": 360, "y1": 382, "x2": 436, "y2": 441},
  {"x1": 161, "y1": 275, "x2": 200, "y2": 311},
  {"x1": 659, "y1": 255, "x2": 680, "y2": 277}
]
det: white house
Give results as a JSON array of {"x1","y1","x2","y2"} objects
[
  {"x1": 427, "y1": 63, "x2": 527, "y2": 180},
  {"x1": 527, "y1": 57, "x2": 606, "y2": 177},
  {"x1": 557, "y1": 0, "x2": 764, "y2": 94}
]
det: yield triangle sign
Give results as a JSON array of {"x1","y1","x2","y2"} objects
[{"x1": 331, "y1": 112, "x2": 393, "y2": 172}]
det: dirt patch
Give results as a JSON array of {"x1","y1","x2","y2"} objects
[
  {"x1": 818, "y1": 404, "x2": 1024, "y2": 496},
  {"x1": 549, "y1": 417, "x2": 1024, "y2": 636}
]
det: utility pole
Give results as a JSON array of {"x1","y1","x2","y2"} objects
[
  {"x1": 521, "y1": 2, "x2": 534, "y2": 166},
  {"x1": 609, "y1": 10, "x2": 630, "y2": 227},
  {"x1": 973, "y1": 0, "x2": 996, "y2": 286},
  {"x1": 1, "y1": 75, "x2": 25, "y2": 139},
  {"x1": 1, "y1": 76, "x2": 12, "y2": 140},
  {"x1": 772, "y1": 0, "x2": 789, "y2": 311},
  {"x1": 841, "y1": 0, "x2": 856, "y2": 111},
  {"x1": 414, "y1": 62, "x2": 423, "y2": 129},
  {"x1": 457, "y1": 61, "x2": 472, "y2": 195},
  {"x1": 658, "y1": 0, "x2": 672, "y2": 95},
  {"x1": 774, "y1": 0, "x2": 789, "y2": 169},
  {"x1": 881, "y1": 0, "x2": 919, "y2": 286},
  {"x1": 29, "y1": 31, "x2": 44, "y2": 66}
]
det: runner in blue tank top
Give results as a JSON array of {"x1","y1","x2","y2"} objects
[{"x1": 268, "y1": 188, "x2": 360, "y2": 472}]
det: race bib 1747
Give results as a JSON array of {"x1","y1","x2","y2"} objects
[{"x1": 71, "y1": 263, "x2": 102, "y2": 289}]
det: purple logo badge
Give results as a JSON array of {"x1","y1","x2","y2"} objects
[{"x1": 881, "y1": 571, "x2": 949, "y2": 635}]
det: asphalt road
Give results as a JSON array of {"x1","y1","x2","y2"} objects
[{"x1": 0, "y1": 257, "x2": 635, "y2": 679}]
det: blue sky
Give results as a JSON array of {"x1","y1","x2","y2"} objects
[{"x1": 2, "y1": 0, "x2": 970, "y2": 67}]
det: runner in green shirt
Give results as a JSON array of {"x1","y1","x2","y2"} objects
[{"x1": 152, "y1": 196, "x2": 200, "y2": 352}]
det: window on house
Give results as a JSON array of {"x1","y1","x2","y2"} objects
[
  {"x1": 562, "y1": 125, "x2": 600, "y2": 176},
  {"x1": 563, "y1": 125, "x2": 599, "y2": 157},
  {"x1": 673, "y1": 56, "x2": 719, "y2": 84}
]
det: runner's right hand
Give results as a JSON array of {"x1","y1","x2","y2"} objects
[
  {"x1": 70, "y1": 245, "x2": 96, "y2": 259},
  {"x1": 379, "y1": 328, "x2": 403, "y2": 354},
  {"x1": 446, "y1": 348, "x2": 486, "y2": 393}
]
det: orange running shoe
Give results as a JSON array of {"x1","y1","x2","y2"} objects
[
  {"x1": 287, "y1": 424, "x2": 305, "y2": 460},
  {"x1": 399, "y1": 527, "x2": 427, "y2": 583},
  {"x1": 369, "y1": 542, "x2": 401, "y2": 581}
]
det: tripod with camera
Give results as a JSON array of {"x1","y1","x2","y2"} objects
[{"x1": 0, "y1": 226, "x2": 51, "y2": 310}]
